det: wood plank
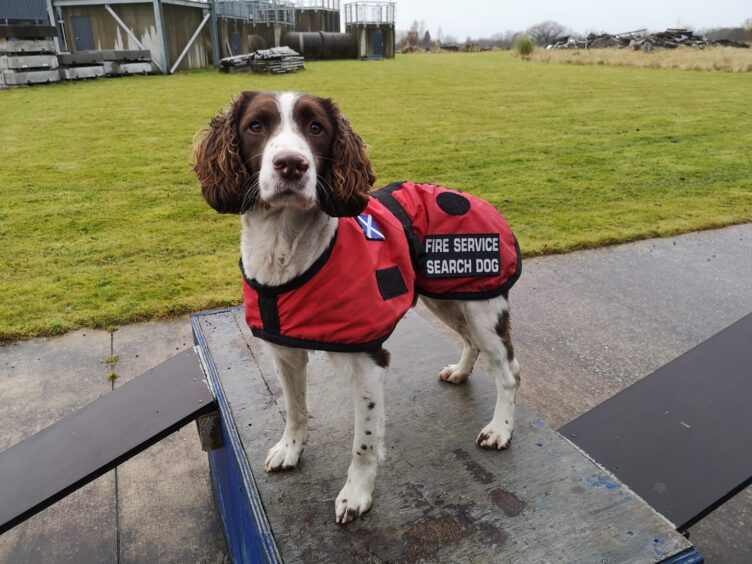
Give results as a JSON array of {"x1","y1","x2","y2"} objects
[
  {"x1": 0, "y1": 348, "x2": 215, "y2": 535},
  {"x1": 196, "y1": 307, "x2": 693, "y2": 562},
  {"x1": 561, "y1": 312, "x2": 752, "y2": 531}
]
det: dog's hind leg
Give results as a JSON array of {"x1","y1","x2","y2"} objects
[
  {"x1": 328, "y1": 349, "x2": 389, "y2": 524},
  {"x1": 264, "y1": 344, "x2": 309, "y2": 472},
  {"x1": 463, "y1": 296, "x2": 520, "y2": 450},
  {"x1": 420, "y1": 297, "x2": 480, "y2": 384}
]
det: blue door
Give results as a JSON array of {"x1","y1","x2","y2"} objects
[
  {"x1": 231, "y1": 32, "x2": 242, "y2": 55},
  {"x1": 72, "y1": 16, "x2": 95, "y2": 51},
  {"x1": 372, "y1": 31, "x2": 384, "y2": 57}
]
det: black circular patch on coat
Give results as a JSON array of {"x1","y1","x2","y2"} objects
[{"x1": 436, "y1": 192, "x2": 471, "y2": 215}]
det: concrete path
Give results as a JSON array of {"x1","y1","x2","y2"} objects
[{"x1": 1, "y1": 224, "x2": 750, "y2": 563}]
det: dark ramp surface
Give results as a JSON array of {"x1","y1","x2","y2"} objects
[
  {"x1": 196, "y1": 307, "x2": 692, "y2": 562},
  {"x1": 0, "y1": 348, "x2": 215, "y2": 535},
  {"x1": 561, "y1": 312, "x2": 752, "y2": 531}
]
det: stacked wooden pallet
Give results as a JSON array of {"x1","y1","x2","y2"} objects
[
  {"x1": 0, "y1": 25, "x2": 59, "y2": 88},
  {"x1": 219, "y1": 47, "x2": 305, "y2": 74}
]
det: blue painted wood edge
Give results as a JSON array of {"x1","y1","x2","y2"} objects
[
  {"x1": 192, "y1": 311, "x2": 283, "y2": 564},
  {"x1": 661, "y1": 548, "x2": 704, "y2": 564}
]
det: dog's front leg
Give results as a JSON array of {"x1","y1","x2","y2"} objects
[
  {"x1": 328, "y1": 351, "x2": 387, "y2": 524},
  {"x1": 265, "y1": 344, "x2": 309, "y2": 472}
]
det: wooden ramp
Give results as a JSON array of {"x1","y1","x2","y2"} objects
[
  {"x1": 0, "y1": 348, "x2": 215, "y2": 535},
  {"x1": 561, "y1": 312, "x2": 752, "y2": 531},
  {"x1": 194, "y1": 308, "x2": 699, "y2": 563}
]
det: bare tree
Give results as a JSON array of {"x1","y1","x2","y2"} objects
[
  {"x1": 405, "y1": 20, "x2": 420, "y2": 46},
  {"x1": 745, "y1": 17, "x2": 752, "y2": 31},
  {"x1": 526, "y1": 20, "x2": 568, "y2": 47},
  {"x1": 490, "y1": 30, "x2": 522, "y2": 49}
]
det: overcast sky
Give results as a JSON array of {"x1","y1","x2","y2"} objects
[{"x1": 394, "y1": 1, "x2": 751, "y2": 38}]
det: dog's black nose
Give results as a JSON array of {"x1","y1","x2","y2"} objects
[{"x1": 273, "y1": 152, "x2": 309, "y2": 181}]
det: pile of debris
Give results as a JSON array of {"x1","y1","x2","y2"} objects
[
  {"x1": 547, "y1": 28, "x2": 750, "y2": 50},
  {"x1": 632, "y1": 29, "x2": 749, "y2": 51},
  {"x1": 219, "y1": 47, "x2": 305, "y2": 74}
]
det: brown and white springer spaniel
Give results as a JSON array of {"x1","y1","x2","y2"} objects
[{"x1": 193, "y1": 92, "x2": 520, "y2": 524}]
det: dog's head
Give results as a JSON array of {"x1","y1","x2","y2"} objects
[{"x1": 192, "y1": 91, "x2": 375, "y2": 217}]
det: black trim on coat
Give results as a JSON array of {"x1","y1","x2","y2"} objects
[
  {"x1": 257, "y1": 295, "x2": 280, "y2": 334},
  {"x1": 249, "y1": 326, "x2": 398, "y2": 353}
]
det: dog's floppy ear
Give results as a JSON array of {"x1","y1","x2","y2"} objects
[
  {"x1": 192, "y1": 92, "x2": 256, "y2": 214},
  {"x1": 319, "y1": 99, "x2": 375, "y2": 217}
]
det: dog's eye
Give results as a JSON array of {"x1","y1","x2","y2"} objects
[
  {"x1": 309, "y1": 121, "x2": 323, "y2": 135},
  {"x1": 249, "y1": 121, "x2": 263, "y2": 133}
]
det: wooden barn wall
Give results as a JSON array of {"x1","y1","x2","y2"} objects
[
  {"x1": 62, "y1": 5, "x2": 156, "y2": 55},
  {"x1": 161, "y1": 4, "x2": 212, "y2": 71},
  {"x1": 295, "y1": 10, "x2": 340, "y2": 33},
  {"x1": 60, "y1": 4, "x2": 212, "y2": 71}
]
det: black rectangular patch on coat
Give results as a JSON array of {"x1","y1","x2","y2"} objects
[
  {"x1": 376, "y1": 267, "x2": 408, "y2": 300},
  {"x1": 423, "y1": 234, "x2": 501, "y2": 278}
]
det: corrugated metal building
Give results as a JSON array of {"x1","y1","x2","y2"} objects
[{"x1": 0, "y1": 0, "x2": 50, "y2": 24}]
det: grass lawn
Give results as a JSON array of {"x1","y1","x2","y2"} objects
[{"x1": 1, "y1": 52, "x2": 751, "y2": 340}]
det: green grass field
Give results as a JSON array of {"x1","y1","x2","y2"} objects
[{"x1": 1, "y1": 52, "x2": 751, "y2": 340}]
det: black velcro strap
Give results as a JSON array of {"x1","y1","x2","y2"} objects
[
  {"x1": 375, "y1": 267, "x2": 408, "y2": 300},
  {"x1": 371, "y1": 183, "x2": 424, "y2": 269},
  {"x1": 257, "y1": 294, "x2": 280, "y2": 334}
]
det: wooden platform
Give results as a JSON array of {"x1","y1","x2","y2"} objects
[{"x1": 193, "y1": 308, "x2": 697, "y2": 563}]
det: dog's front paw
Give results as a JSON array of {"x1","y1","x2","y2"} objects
[
  {"x1": 264, "y1": 435, "x2": 304, "y2": 472},
  {"x1": 477, "y1": 422, "x2": 513, "y2": 450},
  {"x1": 439, "y1": 363, "x2": 471, "y2": 384},
  {"x1": 335, "y1": 481, "x2": 373, "y2": 524}
]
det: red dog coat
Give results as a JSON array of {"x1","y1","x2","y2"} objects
[{"x1": 242, "y1": 182, "x2": 521, "y2": 352}]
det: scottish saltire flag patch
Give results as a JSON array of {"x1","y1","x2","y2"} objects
[{"x1": 357, "y1": 214, "x2": 385, "y2": 241}]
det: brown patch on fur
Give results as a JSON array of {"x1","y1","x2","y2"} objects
[
  {"x1": 495, "y1": 309, "x2": 515, "y2": 363},
  {"x1": 192, "y1": 91, "x2": 262, "y2": 214},
  {"x1": 317, "y1": 98, "x2": 375, "y2": 217},
  {"x1": 366, "y1": 348, "x2": 390, "y2": 368}
]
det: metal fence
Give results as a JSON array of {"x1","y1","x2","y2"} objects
[
  {"x1": 343, "y1": 2, "x2": 394, "y2": 26},
  {"x1": 297, "y1": 0, "x2": 339, "y2": 10},
  {"x1": 214, "y1": 1, "x2": 297, "y2": 26},
  {"x1": 0, "y1": 0, "x2": 49, "y2": 24}
]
